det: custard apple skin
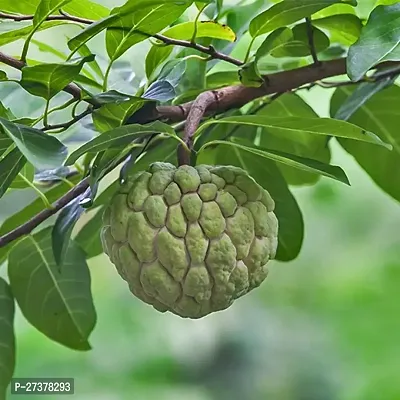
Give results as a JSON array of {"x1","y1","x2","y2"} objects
[{"x1": 101, "y1": 162, "x2": 278, "y2": 319}]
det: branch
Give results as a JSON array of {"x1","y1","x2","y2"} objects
[
  {"x1": 0, "y1": 10, "x2": 92, "y2": 24},
  {"x1": 177, "y1": 91, "x2": 219, "y2": 165},
  {"x1": 42, "y1": 107, "x2": 92, "y2": 131},
  {"x1": 0, "y1": 178, "x2": 89, "y2": 248}
]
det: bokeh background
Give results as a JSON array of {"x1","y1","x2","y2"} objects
[{"x1": 1, "y1": 0, "x2": 399, "y2": 399}]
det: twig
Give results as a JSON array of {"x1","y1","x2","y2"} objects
[
  {"x1": 0, "y1": 10, "x2": 91, "y2": 24},
  {"x1": 178, "y1": 91, "x2": 219, "y2": 165},
  {"x1": 42, "y1": 107, "x2": 92, "y2": 131},
  {"x1": 305, "y1": 17, "x2": 320, "y2": 66}
]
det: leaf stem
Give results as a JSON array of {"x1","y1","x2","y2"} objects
[{"x1": 18, "y1": 173, "x2": 54, "y2": 209}]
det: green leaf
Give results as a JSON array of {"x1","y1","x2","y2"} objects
[
  {"x1": 52, "y1": 193, "x2": 88, "y2": 266},
  {"x1": 8, "y1": 227, "x2": 97, "y2": 351},
  {"x1": 331, "y1": 85, "x2": 400, "y2": 202},
  {"x1": 238, "y1": 62, "x2": 264, "y2": 87},
  {"x1": 92, "y1": 98, "x2": 145, "y2": 133},
  {"x1": 68, "y1": 0, "x2": 193, "y2": 54},
  {"x1": 0, "y1": 22, "x2": 67, "y2": 47},
  {"x1": 0, "y1": 103, "x2": 16, "y2": 121},
  {"x1": 206, "y1": 71, "x2": 241, "y2": 88},
  {"x1": 0, "y1": 0, "x2": 109, "y2": 18},
  {"x1": 10, "y1": 162, "x2": 35, "y2": 189},
  {"x1": 211, "y1": 142, "x2": 304, "y2": 261},
  {"x1": 255, "y1": 93, "x2": 332, "y2": 185},
  {"x1": 145, "y1": 45, "x2": 173, "y2": 79},
  {"x1": 143, "y1": 80, "x2": 176, "y2": 101},
  {"x1": 106, "y1": 2, "x2": 190, "y2": 62},
  {"x1": 0, "y1": 278, "x2": 15, "y2": 399},
  {"x1": 0, "y1": 118, "x2": 68, "y2": 170},
  {"x1": 75, "y1": 207, "x2": 105, "y2": 259},
  {"x1": 312, "y1": 14, "x2": 362, "y2": 45},
  {"x1": 347, "y1": 3, "x2": 400, "y2": 81},
  {"x1": 0, "y1": 148, "x2": 27, "y2": 199},
  {"x1": 65, "y1": 121, "x2": 178, "y2": 165},
  {"x1": 162, "y1": 20, "x2": 236, "y2": 41},
  {"x1": 33, "y1": 0, "x2": 74, "y2": 28},
  {"x1": 0, "y1": 71, "x2": 7, "y2": 81},
  {"x1": 20, "y1": 55, "x2": 95, "y2": 100},
  {"x1": 270, "y1": 23, "x2": 330, "y2": 58},
  {"x1": 255, "y1": 27, "x2": 293, "y2": 61},
  {"x1": 199, "y1": 140, "x2": 349, "y2": 184},
  {"x1": 334, "y1": 77, "x2": 396, "y2": 121},
  {"x1": 197, "y1": 115, "x2": 392, "y2": 148},
  {"x1": 249, "y1": 0, "x2": 356, "y2": 38},
  {"x1": 84, "y1": 90, "x2": 134, "y2": 106}
]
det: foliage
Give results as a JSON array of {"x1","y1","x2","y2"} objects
[{"x1": 0, "y1": 0, "x2": 400, "y2": 397}]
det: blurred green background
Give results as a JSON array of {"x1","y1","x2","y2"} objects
[{"x1": 1, "y1": 0, "x2": 400, "y2": 399}]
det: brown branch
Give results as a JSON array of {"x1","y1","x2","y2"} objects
[
  {"x1": 0, "y1": 178, "x2": 89, "y2": 248},
  {"x1": 0, "y1": 10, "x2": 92, "y2": 24},
  {"x1": 177, "y1": 91, "x2": 219, "y2": 165},
  {"x1": 42, "y1": 107, "x2": 92, "y2": 131}
]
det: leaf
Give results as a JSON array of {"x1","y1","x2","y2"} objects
[
  {"x1": 0, "y1": 278, "x2": 15, "y2": 399},
  {"x1": 255, "y1": 92, "x2": 332, "y2": 185},
  {"x1": 65, "y1": 121, "x2": 178, "y2": 165},
  {"x1": 312, "y1": 13, "x2": 362, "y2": 45},
  {"x1": 10, "y1": 162, "x2": 35, "y2": 189},
  {"x1": 84, "y1": 90, "x2": 134, "y2": 106},
  {"x1": 0, "y1": 118, "x2": 68, "y2": 170},
  {"x1": 52, "y1": 190, "x2": 89, "y2": 265},
  {"x1": 347, "y1": 3, "x2": 400, "y2": 81},
  {"x1": 0, "y1": 71, "x2": 7, "y2": 81},
  {"x1": 143, "y1": 80, "x2": 176, "y2": 101},
  {"x1": 212, "y1": 142, "x2": 304, "y2": 261},
  {"x1": 33, "y1": 0, "x2": 74, "y2": 28},
  {"x1": 249, "y1": 0, "x2": 356, "y2": 38},
  {"x1": 0, "y1": 21, "x2": 69, "y2": 47},
  {"x1": 197, "y1": 115, "x2": 392, "y2": 148},
  {"x1": 270, "y1": 23, "x2": 330, "y2": 58},
  {"x1": 105, "y1": 1, "x2": 191, "y2": 61},
  {"x1": 68, "y1": 0, "x2": 193, "y2": 54},
  {"x1": 199, "y1": 139, "x2": 350, "y2": 184},
  {"x1": 145, "y1": 45, "x2": 173, "y2": 79},
  {"x1": 334, "y1": 77, "x2": 397, "y2": 121},
  {"x1": 75, "y1": 207, "x2": 105, "y2": 259},
  {"x1": 238, "y1": 62, "x2": 264, "y2": 87},
  {"x1": 162, "y1": 20, "x2": 236, "y2": 42},
  {"x1": 8, "y1": 227, "x2": 97, "y2": 351},
  {"x1": 206, "y1": 71, "x2": 241, "y2": 88},
  {"x1": 331, "y1": 85, "x2": 400, "y2": 202},
  {"x1": 92, "y1": 98, "x2": 146, "y2": 133},
  {"x1": 0, "y1": 148, "x2": 27, "y2": 198},
  {"x1": 20, "y1": 55, "x2": 95, "y2": 100},
  {"x1": 255, "y1": 27, "x2": 293, "y2": 61}
]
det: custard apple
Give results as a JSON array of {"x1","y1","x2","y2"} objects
[{"x1": 101, "y1": 162, "x2": 278, "y2": 319}]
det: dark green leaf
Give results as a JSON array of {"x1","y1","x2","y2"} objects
[
  {"x1": 255, "y1": 27, "x2": 293, "y2": 61},
  {"x1": 206, "y1": 71, "x2": 241, "y2": 88},
  {"x1": 8, "y1": 227, "x2": 97, "y2": 351},
  {"x1": 0, "y1": 148, "x2": 27, "y2": 198},
  {"x1": 211, "y1": 142, "x2": 304, "y2": 261},
  {"x1": 34, "y1": 166, "x2": 70, "y2": 182},
  {"x1": 331, "y1": 85, "x2": 400, "y2": 202},
  {"x1": 65, "y1": 121, "x2": 178, "y2": 165},
  {"x1": 249, "y1": 0, "x2": 356, "y2": 38},
  {"x1": 238, "y1": 62, "x2": 264, "y2": 87},
  {"x1": 20, "y1": 55, "x2": 95, "y2": 99},
  {"x1": 347, "y1": 3, "x2": 400, "y2": 81},
  {"x1": 52, "y1": 190, "x2": 89, "y2": 265},
  {"x1": 197, "y1": 115, "x2": 392, "y2": 148},
  {"x1": 0, "y1": 102, "x2": 16, "y2": 121},
  {"x1": 0, "y1": 278, "x2": 15, "y2": 399},
  {"x1": 75, "y1": 207, "x2": 105, "y2": 259},
  {"x1": 85, "y1": 90, "x2": 134, "y2": 106},
  {"x1": 199, "y1": 139, "x2": 350, "y2": 184},
  {"x1": 0, "y1": 118, "x2": 68, "y2": 170},
  {"x1": 312, "y1": 13, "x2": 362, "y2": 45},
  {"x1": 0, "y1": 71, "x2": 7, "y2": 80}
]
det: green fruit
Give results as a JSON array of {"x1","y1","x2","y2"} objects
[{"x1": 101, "y1": 162, "x2": 278, "y2": 319}]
